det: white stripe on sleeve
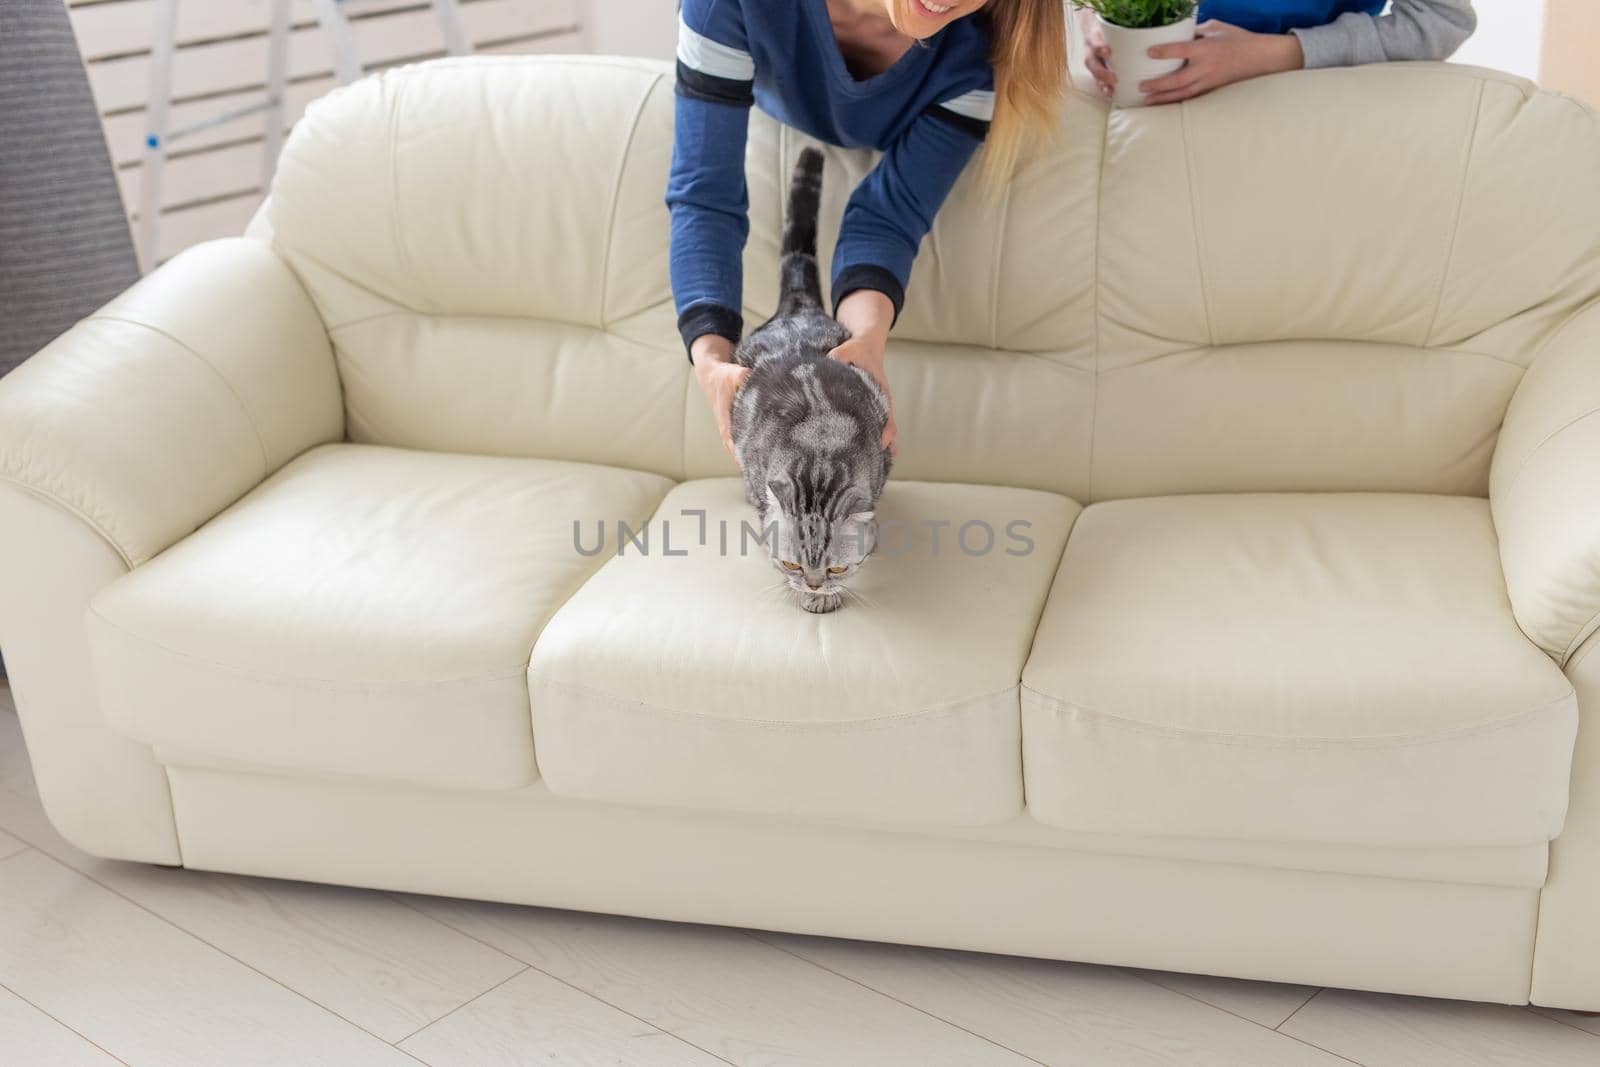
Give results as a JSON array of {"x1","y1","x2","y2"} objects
[
  {"x1": 938, "y1": 88, "x2": 994, "y2": 123},
  {"x1": 677, "y1": 14, "x2": 756, "y2": 82}
]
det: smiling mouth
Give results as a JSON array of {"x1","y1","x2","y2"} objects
[{"x1": 916, "y1": 0, "x2": 956, "y2": 17}]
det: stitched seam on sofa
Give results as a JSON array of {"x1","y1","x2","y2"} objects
[
  {"x1": 1490, "y1": 299, "x2": 1600, "y2": 505},
  {"x1": 1086, "y1": 99, "x2": 1109, "y2": 502},
  {"x1": 1097, "y1": 336, "x2": 1530, "y2": 376},
  {"x1": 987, "y1": 157, "x2": 1014, "y2": 352},
  {"x1": 89, "y1": 314, "x2": 271, "y2": 479},
  {"x1": 1565, "y1": 628, "x2": 1600, "y2": 675},
  {"x1": 1295, "y1": 62, "x2": 1534, "y2": 100},
  {"x1": 1499, "y1": 406, "x2": 1600, "y2": 510},
  {"x1": 159, "y1": 748, "x2": 537, "y2": 793},
  {"x1": 1022, "y1": 686, "x2": 1577, "y2": 750},
  {"x1": 1522, "y1": 294, "x2": 1600, "y2": 372},
  {"x1": 1550, "y1": 84, "x2": 1600, "y2": 121},
  {"x1": 326, "y1": 302, "x2": 708, "y2": 370},
  {"x1": 158, "y1": 765, "x2": 188, "y2": 868},
  {"x1": 532, "y1": 674, "x2": 1020, "y2": 733},
  {"x1": 1526, "y1": 861, "x2": 1549, "y2": 1005},
  {"x1": 327, "y1": 307, "x2": 412, "y2": 334},
  {"x1": 599, "y1": 72, "x2": 665, "y2": 329},
  {"x1": 537, "y1": 676, "x2": 1018, "y2": 732},
  {"x1": 388, "y1": 72, "x2": 413, "y2": 305},
  {"x1": 0, "y1": 474, "x2": 135, "y2": 570},
  {"x1": 1014, "y1": 513, "x2": 1082, "y2": 817},
  {"x1": 516, "y1": 487, "x2": 676, "y2": 691},
  {"x1": 1179, "y1": 102, "x2": 1216, "y2": 349},
  {"x1": 328, "y1": 305, "x2": 692, "y2": 348},
  {"x1": 989, "y1": 823, "x2": 1548, "y2": 888},
  {"x1": 87, "y1": 605, "x2": 530, "y2": 693},
  {"x1": 1423, "y1": 80, "x2": 1485, "y2": 349},
  {"x1": 1560, "y1": 605, "x2": 1600, "y2": 667},
  {"x1": 901, "y1": 340, "x2": 1091, "y2": 372},
  {"x1": 624, "y1": 285, "x2": 1091, "y2": 362},
  {"x1": 1015, "y1": 508, "x2": 1082, "y2": 695},
  {"x1": 1354, "y1": 62, "x2": 1535, "y2": 95},
  {"x1": 273, "y1": 242, "x2": 430, "y2": 327}
]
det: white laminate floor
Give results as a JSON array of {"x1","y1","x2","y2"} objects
[{"x1": 1, "y1": 687, "x2": 1597, "y2": 1067}]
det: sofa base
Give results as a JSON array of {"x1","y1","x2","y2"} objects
[{"x1": 165, "y1": 765, "x2": 1544, "y2": 1007}]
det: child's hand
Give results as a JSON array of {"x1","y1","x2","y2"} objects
[
  {"x1": 1141, "y1": 21, "x2": 1304, "y2": 106},
  {"x1": 1078, "y1": 7, "x2": 1116, "y2": 99}
]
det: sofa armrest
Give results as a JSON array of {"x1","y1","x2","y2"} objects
[
  {"x1": 1492, "y1": 301, "x2": 1600, "y2": 664},
  {"x1": 0, "y1": 237, "x2": 343, "y2": 566}
]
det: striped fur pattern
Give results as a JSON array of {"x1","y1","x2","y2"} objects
[{"x1": 730, "y1": 148, "x2": 892, "y2": 614}]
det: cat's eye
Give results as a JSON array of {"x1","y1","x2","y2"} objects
[
  {"x1": 827, "y1": 566, "x2": 847, "y2": 574},
  {"x1": 782, "y1": 561, "x2": 801, "y2": 571}
]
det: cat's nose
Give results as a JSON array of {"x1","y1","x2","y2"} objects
[{"x1": 805, "y1": 577, "x2": 823, "y2": 590}]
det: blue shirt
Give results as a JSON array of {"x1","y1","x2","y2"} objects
[
  {"x1": 1199, "y1": 0, "x2": 1387, "y2": 35},
  {"x1": 667, "y1": 0, "x2": 994, "y2": 353}
]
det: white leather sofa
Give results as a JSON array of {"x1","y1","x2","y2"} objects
[{"x1": 3, "y1": 55, "x2": 1599, "y2": 1010}]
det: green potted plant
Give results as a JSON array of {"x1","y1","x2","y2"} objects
[{"x1": 1073, "y1": 0, "x2": 1198, "y2": 108}]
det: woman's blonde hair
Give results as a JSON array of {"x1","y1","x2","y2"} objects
[{"x1": 893, "y1": 0, "x2": 1067, "y2": 182}]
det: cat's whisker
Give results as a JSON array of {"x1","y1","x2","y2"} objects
[{"x1": 842, "y1": 586, "x2": 877, "y2": 610}]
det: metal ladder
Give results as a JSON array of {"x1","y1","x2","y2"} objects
[{"x1": 137, "y1": 0, "x2": 471, "y2": 271}]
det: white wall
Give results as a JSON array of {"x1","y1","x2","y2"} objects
[
  {"x1": 1452, "y1": 0, "x2": 1546, "y2": 80},
  {"x1": 584, "y1": 0, "x2": 675, "y2": 60}
]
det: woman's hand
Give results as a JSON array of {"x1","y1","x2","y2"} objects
[
  {"x1": 1140, "y1": 21, "x2": 1304, "y2": 106},
  {"x1": 1078, "y1": 7, "x2": 1116, "y2": 99},
  {"x1": 830, "y1": 289, "x2": 898, "y2": 456},
  {"x1": 691, "y1": 334, "x2": 751, "y2": 460},
  {"x1": 829, "y1": 333, "x2": 897, "y2": 455}
]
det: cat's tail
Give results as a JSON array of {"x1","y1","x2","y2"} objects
[{"x1": 777, "y1": 146, "x2": 826, "y2": 317}]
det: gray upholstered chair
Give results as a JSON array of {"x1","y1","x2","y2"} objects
[{"x1": 0, "y1": 0, "x2": 139, "y2": 378}]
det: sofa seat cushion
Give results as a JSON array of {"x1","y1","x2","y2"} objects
[
  {"x1": 1022, "y1": 493, "x2": 1578, "y2": 848},
  {"x1": 87, "y1": 444, "x2": 672, "y2": 790},
  {"x1": 529, "y1": 478, "x2": 1080, "y2": 826}
]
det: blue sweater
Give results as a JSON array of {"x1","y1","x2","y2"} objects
[
  {"x1": 1200, "y1": 0, "x2": 1386, "y2": 34},
  {"x1": 667, "y1": 0, "x2": 994, "y2": 354}
]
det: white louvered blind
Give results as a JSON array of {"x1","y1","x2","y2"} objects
[{"x1": 69, "y1": 0, "x2": 584, "y2": 264}]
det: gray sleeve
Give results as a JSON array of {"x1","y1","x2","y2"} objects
[{"x1": 1289, "y1": 0, "x2": 1478, "y2": 69}]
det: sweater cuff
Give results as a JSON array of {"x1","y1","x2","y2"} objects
[
  {"x1": 832, "y1": 264, "x2": 905, "y2": 326},
  {"x1": 677, "y1": 303, "x2": 743, "y2": 362},
  {"x1": 1290, "y1": 21, "x2": 1360, "y2": 69}
]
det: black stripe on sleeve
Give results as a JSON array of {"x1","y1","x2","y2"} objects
[
  {"x1": 923, "y1": 102, "x2": 990, "y2": 142},
  {"x1": 679, "y1": 303, "x2": 744, "y2": 361},
  {"x1": 675, "y1": 60, "x2": 755, "y2": 108},
  {"x1": 832, "y1": 264, "x2": 906, "y2": 326}
]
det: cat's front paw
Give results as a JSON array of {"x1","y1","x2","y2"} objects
[{"x1": 800, "y1": 590, "x2": 844, "y2": 614}]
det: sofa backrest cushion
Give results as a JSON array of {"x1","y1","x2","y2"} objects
[{"x1": 267, "y1": 56, "x2": 1600, "y2": 498}]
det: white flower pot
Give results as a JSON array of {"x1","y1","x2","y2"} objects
[{"x1": 1097, "y1": 14, "x2": 1197, "y2": 108}]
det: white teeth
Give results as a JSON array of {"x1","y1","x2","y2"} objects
[{"x1": 919, "y1": 0, "x2": 952, "y2": 13}]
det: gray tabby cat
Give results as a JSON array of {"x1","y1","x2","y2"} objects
[{"x1": 731, "y1": 147, "x2": 893, "y2": 614}]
